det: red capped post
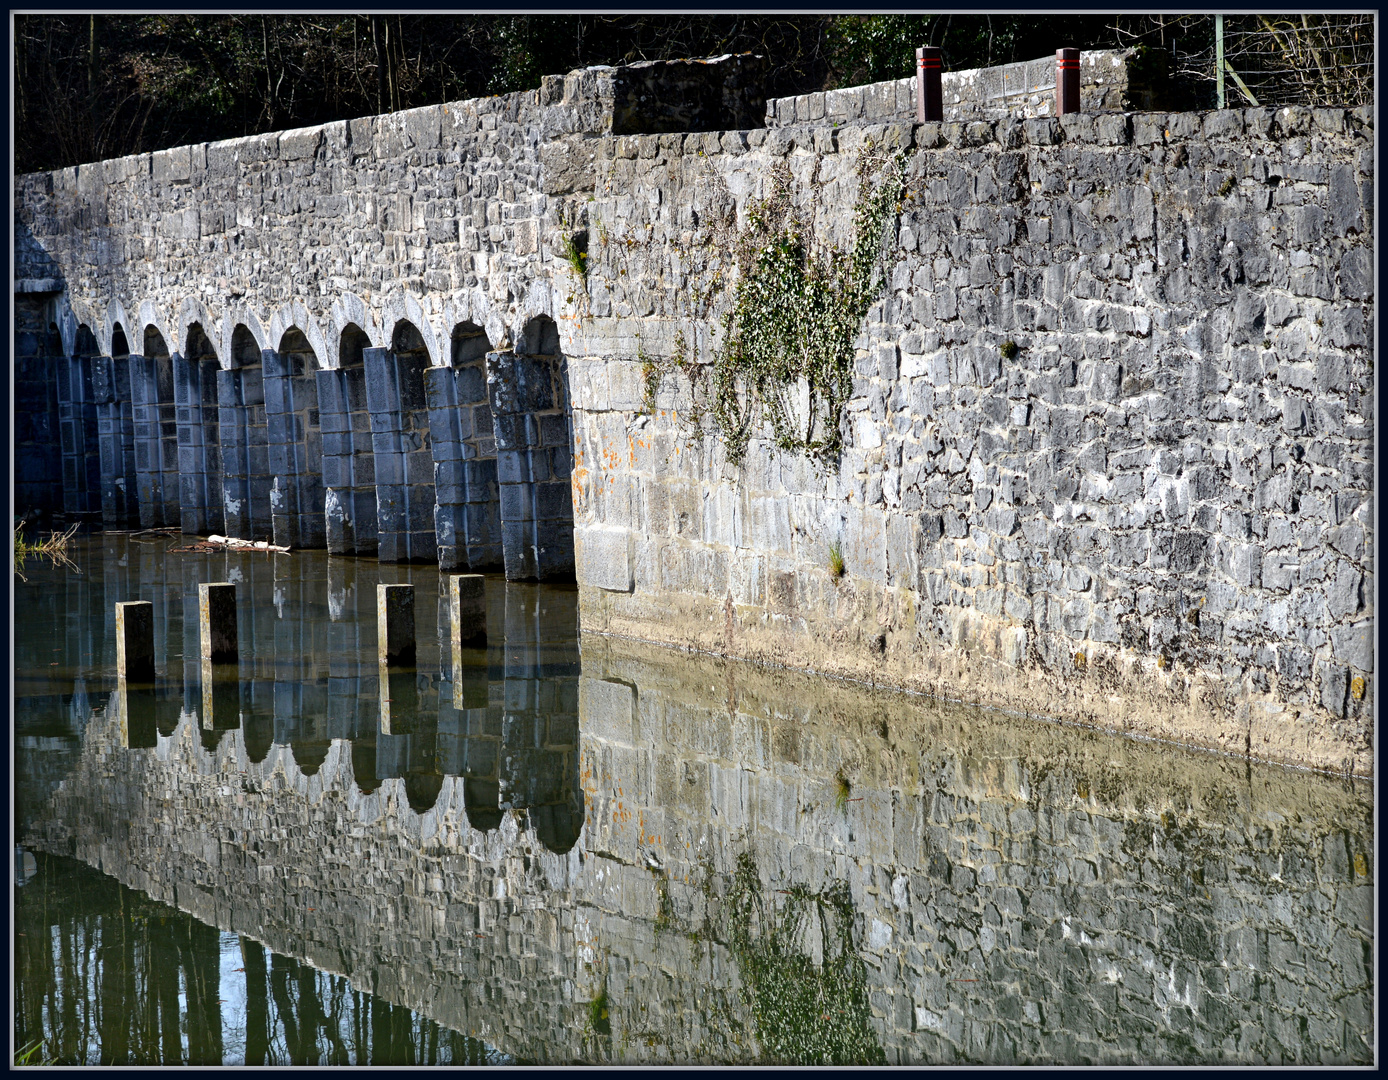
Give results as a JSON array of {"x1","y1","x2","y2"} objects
[
  {"x1": 1056, "y1": 48, "x2": 1080, "y2": 115},
  {"x1": 916, "y1": 46, "x2": 943, "y2": 122}
]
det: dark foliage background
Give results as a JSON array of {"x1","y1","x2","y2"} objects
[{"x1": 14, "y1": 14, "x2": 1372, "y2": 174}]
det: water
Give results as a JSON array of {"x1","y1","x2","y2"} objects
[{"x1": 14, "y1": 535, "x2": 1375, "y2": 1065}]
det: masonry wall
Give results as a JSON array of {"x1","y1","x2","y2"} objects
[
  {"x1": 13, "y1": 59, "x2": 1376, "y2": 771},
  {"x1": 565, "y1": 106, "x2": 1375, "y2": 776}
]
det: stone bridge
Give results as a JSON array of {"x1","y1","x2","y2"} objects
[{"x1": 14, "y1": 50, "x2": 1376, "y2": 773}]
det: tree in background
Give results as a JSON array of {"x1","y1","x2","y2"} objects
[{"x1": 14, "y1": 14, "x2": 1373, "y2": 175}]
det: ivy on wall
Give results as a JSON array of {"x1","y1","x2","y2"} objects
[{"x1": 703, "y1": 147, "x2": 906, "y2": 466}]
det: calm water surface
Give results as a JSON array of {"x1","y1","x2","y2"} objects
[{"x1": 13, "y1": 535, "x2": 1375, "y2": 1065}]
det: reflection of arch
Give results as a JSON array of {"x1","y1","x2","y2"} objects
[
  {"x1": 532, "y1": 796, "x2": 584, "y2": 855},
  {"x1": 351, "y1": 741, "x2": 380, "y2": 794},
  {"x1": 242, "y1": 713, "x2": 273, "y2": 765},
  {"x1": 174, "y1": 321, "x2": 224, "y2": 534},
  {"x1": 292, "y1": 741, "x2": 330, "y2": 776},
  {"x1": 404, "y1": 772, "x2": 444, "y2": 814},
  {"x1": 464, "y1": 778, "x2": 504, "y2": 833}
]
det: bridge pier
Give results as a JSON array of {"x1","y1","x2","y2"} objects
[
  {"x1": 485, "y1": 321, "x2": 575, "y2": 583},
  {"x1": 56, "y1": 350, "x2": 102, "y2": 523},
  {"x1": 130, "y1": 352, "x2": 179, "y2": 529},
  {"x1": 91, "y1": 355, "x2": 140, "y2": 528},
  {"x1": 365, "y1": 343, "x2": 438, "y2": 564},
  {"x1": 264, "y1": 343, "x2": 326, "y2": 550},
  {"x1": 217, "y1": 360, "x2": 273, "y2": 542}
]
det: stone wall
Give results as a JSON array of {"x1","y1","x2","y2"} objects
[
  {"x1": 24, "y1": 634, "x2": 1374, "y2": 1064},
  {"x1": 13, "y1": 59, "x2": 1376, "y2": 770},
  {"x1": 765, "y1": 49, "x2": 1147, "y2": 128},
  {"x1": 566, "y1": 106, "x2": 1375, "y2": 776}
]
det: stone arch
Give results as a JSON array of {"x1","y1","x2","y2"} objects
[
  {"x1": 373, "y1": 317, "x2": 439, "y2": 563},
  {"x1": 173, "y1": 320, "x2": 225, "y2": 534},
  {"x1": 442, "y1": 290, "x2": 506, "y2": 360},
  {"x1": 218, "y1": 315, "x2": 274, "y2": 540},
  {"x1": 490, "y1": 313, "x2": 575, "y2": 581},
  {"x1": 265, "y1": 323, "x2": 327, "y2": 548},
  {"x1": 102, "y1": 298, "x2": 133, "y2": 359},
  {"x1": 426, "y1": 318, "x2": 502, "y2": 570},
  {"x1": 327, "y1": 293, "x2": 382, "y2": 368},
  {"x1": 137, "y1": 300, "x2": 172, "y2": 359},
  {"x1": 219, "y1": 305, "x2": 268, "y2": 369},
  {"x1": 268, "y1": 300, "x2": 331, "y2": 371},
  {"x1": 381, "y1": 289, "x2": 444, "y2": 368},
  {"x1": 131, "y1": 311, "x2": 180, "y2": 528},
  {"x1": 176, "y1": 296, "x2": 219, "y2": 360},
  {"x1": 320, "y1": 320, "x2": 379, "y2": 555}
]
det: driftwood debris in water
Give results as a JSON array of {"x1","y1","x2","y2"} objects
[{"x1": 205, "y1": 534, "x2": 291, "y2": 553}]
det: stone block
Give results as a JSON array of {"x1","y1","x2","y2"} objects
[
  {"x1": 577, "y1": 525, "x2": 633, "y2": 592},
  {"x1": 115, "y1": 600, "x2": 155, "y2": 681},
  {"x1": 198, "y1": 582, "x2": 238, "y2": 661},
  {"x1": 377, "y1": 583, "x2": 416, "y2": 665}
]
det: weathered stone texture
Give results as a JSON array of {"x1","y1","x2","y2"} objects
[{"x1": 12, "y1": 53, "x2": 1375, "y2": 771}]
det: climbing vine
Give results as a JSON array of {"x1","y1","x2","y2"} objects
[
  {"x1": 593, "y1": 144, "x2": 905, "y2": 466},
  {"x1": 700, "y1": 147, "x2": 905, "y2": 467}
]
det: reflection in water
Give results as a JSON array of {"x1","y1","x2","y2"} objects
[
  {"x1": 13, "y1": 852, "x2": 508, "y2": 1065},
  {"x1": 13, "y1": 537, "x2": 1376, "y2": 1065}
]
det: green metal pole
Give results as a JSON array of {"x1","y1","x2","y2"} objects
[{"x1": 1215, "y1": 14, "x2": 1225, "y2": 109}]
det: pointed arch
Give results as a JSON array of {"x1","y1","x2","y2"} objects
[
  {"x1": 102, "y1": 298, "x2": 133, "y2": 358},
  {"x1": 219, "y1": 304, "x2": 268, "y2": 369},
  {"x1": 381, "y1": 289, "x2": 443, "y2": 368},
  {"x1": 268, "y1": 300, "x2": 330, "y2": 370},
  {"x1": 327, "y1": 292, "x2": 382, "y2": 368}
]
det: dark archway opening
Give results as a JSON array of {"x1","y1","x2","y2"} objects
[
  {"x1": 221, "y1": 332, "x2": 272, "y2": 541},
  {"x1": 489, "y1": 315, "x2": 575, "y2": 581},
  {"x1": 267, "y1": 327, "x2": 325, "y2": 549},
  {"x1": 427, "y1": 322, "x2": 502, "y2": 571},
  {"x1": 58, "y1": 324, "x2": 103, "y2": 522},
  {"x1": 372, "y1": 320, "x2": 437, "y2": 563},
  {"x1": 134, "y1": 326, "x2": 179, "y2": 529},
  {"x1": 174, "y1": 322, "x2": 223, "y2": 535},
  {"x1": 94, "y1": 323, "x2": 139, "y2": 527},
  {"x1": 320, "y1": 325, "x2": 377, "y2": 555}
]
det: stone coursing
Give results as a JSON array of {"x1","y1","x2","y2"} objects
[
  {"x1": 23, "y1": 633, "x2": 1374, "y2": 1064},
  {"x1": 13, "y1": 54, "x2": 1376, "y2": 769},
  {"x1": 567, "y1": 105, "x2": 1375, "y2": 775}
]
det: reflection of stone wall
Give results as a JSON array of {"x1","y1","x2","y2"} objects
[{"x1": 24, "y1": 633, "x2": 1372, "y2": 1064}]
